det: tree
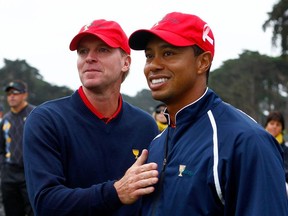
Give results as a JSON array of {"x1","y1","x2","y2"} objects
[
  {"x1": 263, "y1": 0, "x2": 288, "y2": 57},
  {"x1": 123, "y1": 89, "x2": 160, "y2": 114},
  {"x1": 209, "y1": 51, "x2": 288, "y2": 125},
  {"x1": 0, "y1": 59, "x2": 73, "y2": 110}
]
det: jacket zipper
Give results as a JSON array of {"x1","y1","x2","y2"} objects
[{"x1": 151, "y1": 127, "x2": 170, "y2": 216}]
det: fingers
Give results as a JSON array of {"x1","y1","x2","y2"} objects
[
  {"x1": 114, "y1": 149, "x2": 159, "y2": 204},
  {"x1": 134, "y1": 171, "x2": 158, "y2": 188},
  {"x1": 135, "y1": 171, "x2": 158, "y2": 189},
  {"x1": 133, "y1": 149, "x2": 157, "y2": 172},
  {"x1": 133, "y1": 185, "x2": 156, "y2": 196},
  {"x1": 134, "y1": 149, "x2": 148, "y2": 166},
  {"x1": 115, "y1": 172, "x2": 158, "y2": 204}
]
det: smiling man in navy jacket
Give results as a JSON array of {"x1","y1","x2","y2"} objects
[{"x1": 129, "y1": 11, "x2": 288, "y2": 215}]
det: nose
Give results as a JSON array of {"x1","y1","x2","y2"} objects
[
  {"x1": 145, "y1": 57, "x2": 164, "y2": 74},
  {"x1": 85, "y1": 51, "x2": 98, "y2": 63}
]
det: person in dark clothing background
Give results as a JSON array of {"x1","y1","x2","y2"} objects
[
  {"x1": 0, "y1": 105, "x2": 3, "y2": 123},
  {"x1": 0, "y1": 80, "x2": 35, "y2": 216},
  {"x1": 265, "y1": 111, "x2": 288, "y2": 183},
  {"x1": 0, "y1": 105, "x2": 5, "y2": 216},
  {"x1": 152, "y1": 103, "x2": 168, "y2": 133}
]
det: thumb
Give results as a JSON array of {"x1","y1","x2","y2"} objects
[{"x1": 134, "y1": 149, "x2": 148, "y2": 166}]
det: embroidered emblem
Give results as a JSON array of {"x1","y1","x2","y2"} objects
[
  {"x1": 179, "y1": 165, "x2": 195, "y2": 177},
  {"x1": 132, "y1": 149, "x2": 139, "y2": 159},
  {"x1": 178, "y1": 165, "x2": 186, "y2": 177},
  {"x1": 202, "y1": 24, "x2": 214, "y2": 45},
  {"x1": 83, "y1": 22, "x2": 93, "y2": 31}
]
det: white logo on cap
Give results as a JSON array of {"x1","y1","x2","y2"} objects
[
  {"x1": 83, "y1": 22, "x2": 93, "y2": 31},
  {"x1": 202, "y1": 24, "x2": 213, "y2": 45},
  {"x1": 153, "y1": 21, "x2": 159, "y2": 27}
]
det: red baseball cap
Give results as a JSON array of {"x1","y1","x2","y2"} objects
[
  {"x1": 69, "y1": 19, "x2": 130, "y2": 55},
  {"x1": 129, "y1": 12, "x2": 214, "y2": 58}
]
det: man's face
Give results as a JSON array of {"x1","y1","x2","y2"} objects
[
  {"x1": 143, "y1": 36, "x2": 209, "y2": 109},
  {"x1": 76, "y1": 35, "x2": 130, "y2": 93},
  {"x1": 6, "y1": 88, "x2": 27, "y2": 109}
]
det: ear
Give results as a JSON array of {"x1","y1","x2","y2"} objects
[
  {"x1": 121, "y1": 55, "x2": 131, "y2": 83},
  {"x1": 197, "y1": 52, "x2": 212, "y2": 75},
  {"x1": 23, "y1": 92, "x2": 28, "y2": 100},
  {"x1": 122, "y1": 55, "x2": 131, "y2": 72}
]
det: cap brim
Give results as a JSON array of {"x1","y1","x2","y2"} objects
[
  {"x1": 4, "y1": 86, "x2": 25, "y2": 92},
  {"x1": 69, "y1": 32, "x2": 120, "y2": 51},
  {"x1": 4, "y1": 86, "x2": 12, "y2": 92},
  {"x1": 129, "y1": 29, "x2": 195, "y2": 50}
]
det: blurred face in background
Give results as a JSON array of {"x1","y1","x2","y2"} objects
[
  {"x1": 265, "y1": 120, "x2": 283, "y2": 138},
  {"x1": 6, "y1": 88, "x2": 27, "y2": 110},
  {"x1": 154, "y1": 106, "x2": 167, "y2": 124}
]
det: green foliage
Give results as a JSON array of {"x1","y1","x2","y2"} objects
[
  {"x1": 122, "y1": 89, "x2": 160, "y2": 114},
  {"x1": 209, "y1": 50, "x2": 288, "y2": 126},
  {"x1": 263, "y1": 0, "x2": 288, "y2": 57},
  {"x1": 0, "y1": 59, "x2": 73, "y2": 111}
]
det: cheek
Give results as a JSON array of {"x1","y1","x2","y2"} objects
[
  {"x1": 77, "y1": 58, "x2": 84, "y2": 71},
  {"x1": 144, "y1": 65, "x2": 150, "y2": 78}
]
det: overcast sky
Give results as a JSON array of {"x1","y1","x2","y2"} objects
[{"x1": 0, "y1": 0, "x2": 278, "y2": 96}]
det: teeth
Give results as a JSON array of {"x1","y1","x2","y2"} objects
[{"x1": 151, "y1": 78, "x2": 167, "y2": 84}]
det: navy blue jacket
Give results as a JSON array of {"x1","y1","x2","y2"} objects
[
  {"x1": 142, "y1": 88, "x2": 288, "y2": 216},
  {"x1": 23, "y1": 90, "x2": 158, "y2": 216}
]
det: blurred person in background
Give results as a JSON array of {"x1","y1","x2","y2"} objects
[
  {"x1": 265, "y1": 110, "x2": 288, "y2": 182},
  {"x1": 0, "y1": 105, "x2": 4, "y2": 216},
  {"x1": 0, "y1": 106, "x2": 3, "y2": 123},
  {"x1": 153, "y1": 103, "x2": 168, "y2": 133},
  {"x1": 0, "y1": 80, "x2": 35, "y2": 216},
  {"x1": 265, "y1": 111, "x2": 286, "y2": 145}
]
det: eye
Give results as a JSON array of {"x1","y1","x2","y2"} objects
[
  {"x1": 98, "y1": 46, "x2": 110, "y2": 53},
  {"x1": 146, "y1": 54, "x2": 152, "y2": 59},
  {"x1": 77, "y1": 48, "x2": 88, "y2": 55},
  {"x1": 145, "y1": 52, "x2": 153, "y2": 60},
  {"x1": 163, "y1": 50, "x2": 174, "y2": 57}
]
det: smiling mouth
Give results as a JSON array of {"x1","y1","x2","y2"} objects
[{"x1": 151, "y1": 78, "x2": 168, "y2": 84}]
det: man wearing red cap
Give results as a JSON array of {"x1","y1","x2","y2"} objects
[
  {"x1": 129, "y1": 12, "x2": 288, "y2": 215},
  {"x1": 23, "y1": 19, "x2": 159, "y2": 215}
]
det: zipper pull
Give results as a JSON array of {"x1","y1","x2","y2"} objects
[{"x1": 163, "y1": 158, "x2": 167, "y2": 167}]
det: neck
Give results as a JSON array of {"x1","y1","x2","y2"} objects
[
  {"x1": 11, "y1": 101, "x2": 28, "y2": 113},
  {"x1": 82, "y1": 87, "x2": 120, "y2": 117}
]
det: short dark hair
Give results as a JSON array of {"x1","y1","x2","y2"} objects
[{"x1": 265, "y1": 111, "x2": 285, "y2": 130}]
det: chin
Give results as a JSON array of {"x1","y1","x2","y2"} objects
[{"x1": 151, "y1": 91, "x2": 165, "y2": 102}]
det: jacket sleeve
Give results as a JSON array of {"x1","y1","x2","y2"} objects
[
  {"x1": 222, "y1": 130, "x2": 288, "y2": 215},
  {"x1": 23, "y1": 109, "x2": 122, "y2": 216}
]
